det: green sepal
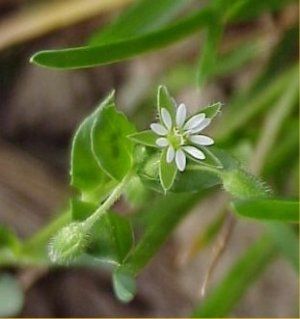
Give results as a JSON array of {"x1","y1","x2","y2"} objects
[
  {"x1": 128, "y1": 130, "x2": 158, "y2": 148},
  {"x1": 157, "y1": 85, "x2": 176, "y2": 121},
  {"x1": 159, "y1": 148, "x2": 177, "y2": 192}
]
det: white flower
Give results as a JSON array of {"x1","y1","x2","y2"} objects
[{"x1": 150, "y1": 103, "x2": 214, "y2": 172}]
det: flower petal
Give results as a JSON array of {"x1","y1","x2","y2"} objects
[
  {"x1": 175, "y1": 149, "x2": 186, "y2": 172},
  {"x1": 161, "y1": 108, "x2": 172, "y2": 130},
  {"x1": 190, "y1": 118, "x2": 211, "y2": 134},
  {"x1": 150, "y1": 123, "x2": 168, "y2": 136},
  {"x1": 156, "y1": 137, "x2": 169, "y2": 147},
  {"x1": 176, "y1": 103, "x2": 187, "y2": 127},
  {"x1": 183, "y1": 146, "x2": 205, "y2": 160},
  {"x1": 189, "y1": 134, "x2": 214, "y2": 146},
  {"x1": 166, "y1": 145, "x2": 175, "y2": 163},
  {"x1": 183, "y1": 113, "x2": 205, "y2": 130}
]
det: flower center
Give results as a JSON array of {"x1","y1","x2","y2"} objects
[{"x1": 167, "y1": 127, "x2": 185, "y2": 149}]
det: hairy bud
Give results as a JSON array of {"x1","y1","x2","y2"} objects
[
  {"x1": 222, "y1": 169, "x2": 271, "y2": 199},
  {"x1": 48, "y1": 222, "x2": 88, "y2": 264}
]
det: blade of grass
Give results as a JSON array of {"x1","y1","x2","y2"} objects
[
  {"x1": 192, "y1": 235, "x2": 276, "y2": 317},
  {"x1": 89, "y1": 0, "x2": 192, "y2": 45},
  {"x1": 232, "y1": 199, "x2": 299, "y2": 223},
  {"x1": 30, "y1": 7, "x2": 213, "y2": 69}
]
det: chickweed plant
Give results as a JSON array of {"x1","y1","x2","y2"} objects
[{"x1": 0, "y1": 0, "x2": 298, "y2": 317}]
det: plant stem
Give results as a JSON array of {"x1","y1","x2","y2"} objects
[{"x1": 83, "y1": 171, "x2": 133, "y2": 230}]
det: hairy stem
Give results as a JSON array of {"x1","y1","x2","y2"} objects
[{"x1": 83, "y1": 171, "x2": 133, "y2": 230}]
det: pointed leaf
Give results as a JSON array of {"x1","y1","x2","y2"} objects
[
  {"x1": 71, "y1": 92, "x2": 114, "y2": 198},
  {"x1": 30, "y1": 9, "x2": 213, "y2": 69},
  {"x1": 92, "y1": 104, "x2": 136, "y2": 181}
]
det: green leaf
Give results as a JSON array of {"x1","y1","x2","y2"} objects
[
  {"x1": 172, "y1": 166, "x2": 220, "y2": 193},
  {"x1": 192, "y1": 236, "x2": 276, "y2": 317},
  {"x1": 157, "y1": 85, "x2": 176, "y2": 120},
  {"x1": 119, "y1": 192, "x2": 202, "y2": 275},
  {"x1": 30, "y1": 8, "x2": 213, "y2": 69},
  {"x1": 232, "y1": 199, "x2": 299, "y2": 222},
  {"x1": 159, "y1": 148, "x2": 177, "y2": 192},
  {"x1": 92, "y1": 103, "x2": 136, "y2": 181},
  {"x1": 71, "y1": 198, "x2": 97, "y2": 221},
  {"x1": 88, "y1": 212, "x2": 134, "y2": 265},
  {"x1": 0, "y1": 274, "x2": 24, "y2": 317},
  {"x1": 112, "y1": 269, "x2": 136, "y2": 303},
  {"x1": 267, "y1": 222, "x2": 299, "y2": 272},
  {"x1": 70, "y1": 91, "x2": 114, "y2": 197},
  {"x1": 197, "y1": 21, "x2": 223, "y2": 86},
  {"x1": 128, "y1": 130, "x2": 158, "y2": 148},
  {"x1": 89, "y1": 0, "x2": 191, "y2": 45},
  {"x1": 0, "y1": 225, "x2": 20, "y2": 252}
]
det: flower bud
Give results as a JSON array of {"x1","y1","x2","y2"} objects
[
  {"x1": 222, "y1": 169, "x2": 271, "y2": 199},
  {"x1": 48, "y1": 222, "x2": 88, "y2": 264}
]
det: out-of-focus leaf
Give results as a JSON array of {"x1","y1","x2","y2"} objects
[
  {"x1": 89, "y1": 0, "x2": 191, "y2": 45},
  {"x1": 92, "y1": 102, "x2": 136, "y2": 181},
  {"x1": 225, "y1": 0, "x2": 295, "y2": 22},
  {"x1": 70, "y1": 91, "x2": 114, "y2": 199},
  {"x1": 197, "y1": 21, "x2": 223, "y2": 86},
  {"x1": 30, "y1": 7, "x2": 213, "y2": 69},
  {"x1": 264, "y1": 121, "x2": 298, "y2": 177},
  {"x1": 218, "y1": 65, "x2": 298, "y2": 141},
  {"x1": 112, "y1": 269, "x2": 136, "y2": 303},
  {"x1": 267, "y1": 222, "x2": 299, "y2": 272},
  {"x1": 0, "y1": 225, "x2": 20, "y2": 252},
  {"x1": 118, "y1": 192, "x2": 201, "y2": 275},
  {"x1": 232, "y1": 199, "x2": 299, "y2": 222},
  {"x1": 192, "y1": 236, "x2": 276, "y2": 317},
  {"x1": 0, "y1": 274, "x2": 24, "y2": 317}
]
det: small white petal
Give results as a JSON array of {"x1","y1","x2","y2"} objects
[
  {"x1": 150, "y1": 123, "x2": 168, "y2": 136},
  {"x1": 161, "y1": 108, "x2": 172, "y2": 130},
  {"x1": 183, "y1": 113, "x2": 205, "y2": 130},
  {"x1": 175, "y1": 149, "x2": 186, "y2": 172},
  {"x1": 189, "y1": 135, "x2": 214, "y2": 146},
  {"x1": 156, "y1": 137, "x2": 169, "y2": 147},
  {"x1": 183, "y1": 146, "x2": 205, "y2": 160},
  {"x1": 190, "y1": 118, "x2": 211, "y2": 134},
  {"x1": 166, "y1": 145, "x2": 175, "y2": 163},
  {"x1": 176, "y1": 103, "x2": 187, "y2": 127}
]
